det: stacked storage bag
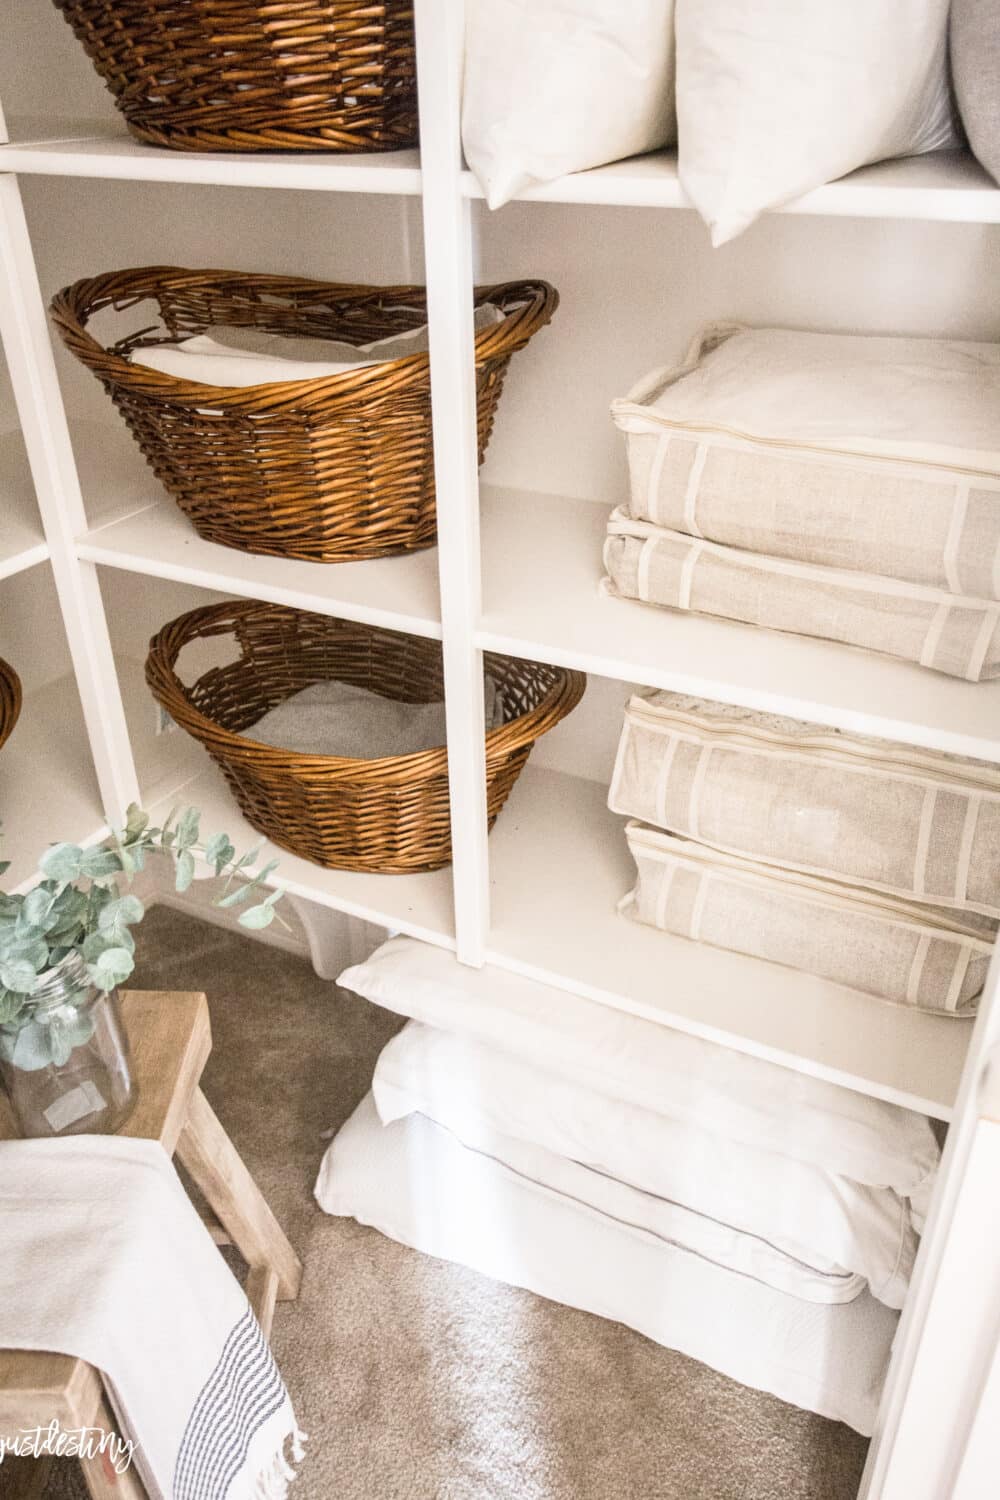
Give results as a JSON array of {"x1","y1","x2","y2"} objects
[
  {"x1": 606, "y1": 325, "x2": 1000, "y2": 679},
  {"x1": 610, "y1": 691, "x2": 1000, "y2": 1014}
]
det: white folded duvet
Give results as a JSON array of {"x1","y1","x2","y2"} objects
[{"x1": 316, "y1": 1094, "x2": 898, "y2": 1435}]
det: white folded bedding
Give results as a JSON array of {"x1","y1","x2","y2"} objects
[
  {"x1": 316, "y1": 1094, "x2": 898, "y2": 1435},
  {"x1": 372, "y1": 1021, "x2": 916, "y2": 1309},
  {"x1": 129, "y1": 305, "x2": 504, "y2": 388},
  {"x1": 338, "y1": 938, "x2": 940, "y2": 1219}
]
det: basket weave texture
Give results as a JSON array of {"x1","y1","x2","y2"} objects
[
  {"x1": 51, "y1": 1, "x2": 419, "y2": 153},
  {"x1": 145, "y1": 601, "x2": 586, "y2": 873},
  {"x1": 51, "y1": 268, "x2": 558, "y2": 564},
  {"x1": 0, "y1": 658, "x2": 22, "y2": 753}
]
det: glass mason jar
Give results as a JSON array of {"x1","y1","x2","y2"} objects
[{"x1": 0, "y1": 954, "x2": 135, "y2": 1137}]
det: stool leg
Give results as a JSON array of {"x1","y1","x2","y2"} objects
[
  {"x1": 77, "y1": 1390, "x2": 146, "y2": 1500},
  {"x1": 177, "y1": 1087, "x2": 302, "y2": 1304}
]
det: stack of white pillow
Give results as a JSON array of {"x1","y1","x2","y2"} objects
[
  {"x1": 317, "y1": 935, "x2": 942, "y2": 1435},
  {"x1": 463, "y1": 0, "x2": 959, "y2": 242}
]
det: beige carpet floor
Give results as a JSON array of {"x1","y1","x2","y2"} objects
[{"x1": 16, "y1": 906, "x2": 869, "y2": 1500}]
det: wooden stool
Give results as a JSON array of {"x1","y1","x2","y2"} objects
[{"x1": 0, "y1": 990, "x2": 302, "y2": 1498}]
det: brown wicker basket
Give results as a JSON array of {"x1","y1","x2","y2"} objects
[
  {"x1": 51, "y1": 268, "x2": 558, "y2": 563},
  {"x1": 145, "y1": 601, "x2": 585, "y2": 873},
  {"x1": 52, "y1": 1, "x2": 418, "y2": 153},
  {"x1": 0, "y1": 658, "x2": 22, "y2": 753}
]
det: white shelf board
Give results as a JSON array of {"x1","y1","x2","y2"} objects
[
  {"x1": 485, "y1": 765, "x2": 970, "y2": 1119},
  {"x1": 0, "y1": 672, "x2": 103, "y2": 890},
  {"x1": 1, "y1": 657, "x2": 211, "y2": 892},
  {"x1": 463, "y1": 148, "x2": 1000, "y2": 222},
  {"x1": 0, "y1": 429, "x2": 48, "y2": 579},
  {"x1": 478, "y1": 486, "x2": 1000, "y2": 763},
  {"x1": 145, "y1": 757, "x2": 456, "y2": 950},
  {"x1": 0, "y1": 121, "x2": 422, "y2": 195},
  {"x1": 79, "y1": 497, "x2": 443, "y2": 639}
]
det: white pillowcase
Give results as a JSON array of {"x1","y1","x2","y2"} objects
[
  {"x1": 337, "y1": 937, "x2": 940, "y2": 1212},
  {"x1": 463, "y1": 0, "x2": 677, "y2": 209},
  {"x1": 675, "y1": 0, "x2": 959, "y2": 245},
  {"x1": 373, "y1": 1021, "x2": 916, "y2": 1308}
]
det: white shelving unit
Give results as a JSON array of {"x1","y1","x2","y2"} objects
[{"x1": 2, "y1": 5, "x2": 1000, "y2": 1495}]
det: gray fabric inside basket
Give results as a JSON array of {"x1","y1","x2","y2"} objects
[{"x1": 244, "y1": 678, "x2": 505, "y2": 758}]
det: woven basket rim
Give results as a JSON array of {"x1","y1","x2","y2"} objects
[
  {"x1": 145, "y1": 601, "x2": 585, "y2": 783},
  {"x1": 50, "y1": 268, "x2": 559, "y2": 409},
  {"x1": 0, "y1": 655, "x2": 23, "y2": 753}
]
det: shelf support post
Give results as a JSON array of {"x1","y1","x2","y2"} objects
[
  {"x1": 0, "y1": 171, "x2": 140, "y2": 823},
  {"x1": 414, "y1": 0, "x2": 490, "y2": 965}
]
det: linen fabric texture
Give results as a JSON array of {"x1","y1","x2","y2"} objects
[
  {"x1": 604, "y1": 511, "x2": 1000, "y2": 682},
  {"x1": 336, "y1": 937, "x2": 940, "y2": 1213},
  {"x1": 462, "y1": 0, "x2": 677, "y2": 208},
  {"x1": 612, "y1": 326, "x2": 1000, "y2": 596},
  {"x1": 372, "y1": 1019, "x2": 918, "y2": 1309},
  {"x1": 609, "y1": 691, "x2": 1000, "y2": 919},
  {"x1": 951, "y1": 0, "x2": 1000, "y2": 187},
  {"x1": 674, "y1": 0, "x2": 958, "y2": 244},
  {"x1": 316, "y1": 1093, "x2": 898, "y2": 1436},
  {"x1": 623, "y1": 822, "x2": 995, "y2": 1015}
]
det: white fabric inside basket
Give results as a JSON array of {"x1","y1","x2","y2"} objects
[
  {"x1": 243, "y1": 677, "x2": 505, "y2": 759},
  {"x1": 129, "y1": 303, "x2": 504, "y2": 386}
]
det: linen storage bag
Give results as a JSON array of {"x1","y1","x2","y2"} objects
[
  {"x1": 611, "y1": 326, "x2": 1000, "y2": 596},
  {"x1": 623, "y1": 822, "x2": 995, "y2": 1015},
  {"x1": 603, "y1": 511, "x2": 1000, "y2": 681},
  {"x1": 608, "y1": 692, "x2": 1000, "y2": 918}
]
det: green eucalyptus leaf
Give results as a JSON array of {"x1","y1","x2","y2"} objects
[
  {"x1": 3, "y1": 936, "x2": 50, "y2": 973},
  {"x1": 215, "y1": 881, "x2": 255, "y2": 909},
  {"x1": 86, "y1": 945, "x2": 134, "y2": 991},
  {"x1": 39, "y1": 843, "x2": 83, "y2": 883},
  {"x1": 125, "y1": 804, "x2": 150, "y2": 839},
  {"x1": 97, "y1": 894, "x2": 144, "y2": 946},
  {"x1": 79, "y1": 847, "x2": 124, "y2": 880},
  {"x1": 5, "y1": 1019, "x2": 57, "y2": 1071},
  {"x1": 0, "y1": 989, "x2": 25, "y2": 1026},
  {"x1": 203, "y1": 832, "x2": 236, "y2": 876},
  {"x1": 238, "y1": 903, "x2": 275, "y2": 931},
  {"x1": 20, "y1": 887, "x2": 56, "y2": 930},
  {"x1": 0, "y1": 861, "x2": 8, "y2": 877},
  {"x1": 48, "y1": 1007, "x2": 95, "y2": 1060},
  {"x1": 0, "y1": 958, "x2": 40, "y2": 996},
  {"x1": 175, "y1": 849, "x2": 196, "y2": 893},
  {"x1": 176, "y1": 807, "x2": 200, "y2": 851}
]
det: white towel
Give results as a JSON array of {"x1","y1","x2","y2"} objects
[
  {"x1": 0, "y1": 1135, "x2": 304, "y2": 1500},
  {"x1": 129, "y1": 304, "x2": 505, "y2": 388}
]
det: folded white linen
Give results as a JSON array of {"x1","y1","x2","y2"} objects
[
  {"x1": 337, "y1": 938, "x2": 940, "y2": 1220},
  {"x1": 316, "y1": 1094, "x2": 898, "y2": 1435},
  {"x1": 372, "y1": 1021, "x2": 916, "y2": 1309},
  {"x1": 243, "y1": 676, "x2": 505, "y2": 759},
  {"x1": 129, "y1": 304, "x2": 505, "y2": 387},
  {"x1": 0, "y1": 1135, "x2": 303, "y2": 1500}
]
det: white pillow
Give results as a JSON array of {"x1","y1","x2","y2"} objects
[
  {"x1": 675, "y1": 0, "x2": 959, "y2": 245},
  {"x1": 337, "y1": 937, "x2": 940, "y2": 1206},
  {"x1": 373, "y1": 1021, "x2": 916, "y2": 1308},
  {"x1": 463, "y1": 0, "x2": 677, "y2": 209}
]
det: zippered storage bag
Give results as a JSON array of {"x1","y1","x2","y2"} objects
[
  {"x1": 623, "y1": 821, "x2": 995, "y2": 1014},
  {"x1": 611, "y1": 325, "x2": 1000, "y2": 596},
  {"x1": 609, "y1": 692, "x2": 1000, "y2": 917}
]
